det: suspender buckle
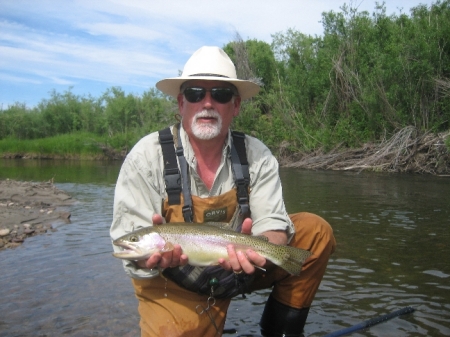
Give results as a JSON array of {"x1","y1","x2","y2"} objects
[
  {"x1": 164, "y1": 169, "x2": 182, "y2": 200},
  {"x1": 176, "y1": 147, "x2": 184, "y2": 157},
  {"x1": 159, "y1": 133, "x2": 175, "y2": 144},
  {"x1": 164, "y1": 169, "x2": 181, "y2": 186},
  {"x1": 239, "y1": 203, "x2": 250, "y2": 218},
  {"x1": 182, "y1": 205, "x2": 193, "y2": 222},
  {"x1": 236, "y1": 179, "x2": 250, "y2": 218},
  {"x1": 236, "y1": 179, "x2": 248, "y2": 199}
]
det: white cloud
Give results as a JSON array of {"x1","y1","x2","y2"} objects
[
  {"x1": 0, "y1": 73, "x2": 42, "y2": 85},
  {"x1": 81, "y1": 22, "x2": 165, "y2": 40},
  {"x1": 0, "y1": 0, "x2": 436, "y2": 107}
]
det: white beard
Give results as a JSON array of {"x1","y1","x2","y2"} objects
[{"x1": 190, "y1": 109, "x2": 223, "y2": 140}]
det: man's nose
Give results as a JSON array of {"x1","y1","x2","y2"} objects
[{"x1": 202, "y1": 91, "x2": 213, "y2": 108}]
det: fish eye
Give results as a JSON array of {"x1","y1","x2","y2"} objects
[{"x1": 129, "y1": 235, "x2": 139, "y2": 242}]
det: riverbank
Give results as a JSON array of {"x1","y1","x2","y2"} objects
[
  {"x1": 0, "y1": 179, "x2": 73, "y2": 250},
  {"x1": 0, "y1": 128, "x2": 448, "y2": 251},
  {"x1": 282, "y1": 127, "x2": 450, "y2": 176},
  {"x1": 2, "y1": 127, "x2": 449, "y2": 175}
]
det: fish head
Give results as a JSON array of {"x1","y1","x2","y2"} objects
[{"x1": 112, "y1": 231, "x2": 168, "y2": 260}]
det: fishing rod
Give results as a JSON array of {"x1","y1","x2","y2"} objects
[
  {"x1": 323, "y1": 306, "x2": 415, "y2": 337},
  {"x1": 233, "y1": 306, "x2": 415, "y2": 337}
]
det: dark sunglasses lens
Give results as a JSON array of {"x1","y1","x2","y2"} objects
[
  {"x1": 184, "y1": 88, "x2": 206, "y2": 103},
  {"x1": 211, "y1": 88, "x2": 234, "y2": 104}
]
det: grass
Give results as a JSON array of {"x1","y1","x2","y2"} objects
[{"x1": 0, "y1": 132, "x2": 111, "y2": 159}]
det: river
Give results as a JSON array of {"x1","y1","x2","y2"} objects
[{"x1": 0, "y1": 159, "x2": 449, "y2": 336}]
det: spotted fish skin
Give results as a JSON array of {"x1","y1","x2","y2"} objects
[{"x1": 113, "y1": 222, "x2": 312, "y2": 275}]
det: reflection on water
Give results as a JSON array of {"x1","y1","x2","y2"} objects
[
  {"x1": 0, "y1": 158, "x2": 121, "y2": 184},
  {"x1": 279, "y1": 169, "x2": 450, "y2": 337},
  {"x1": 0, "y1": 159, "x2": 449, "y2": 336}
]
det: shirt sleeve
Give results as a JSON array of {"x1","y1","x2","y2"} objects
[
  {"x1": 245, "y1": 135, "x2": 295, "y2": 241},
  {"x1": 110, "y1": 133, "x2": 164, "y2": 279}
]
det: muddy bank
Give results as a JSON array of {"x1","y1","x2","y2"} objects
[{"x1": 0, "y1": 179, "x2": 74, "y2": 250}]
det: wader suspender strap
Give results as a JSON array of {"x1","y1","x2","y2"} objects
[
  {"x1": 159, "y1": 127, "x2": 181, "y2": 205},
  {"x1": 159, "y1": 126, "x2": 250, "y2": 224},
  {"x1": 176, "y1": 126, "x2": 194, "y2": 222},
  {"x1": 230, "y1": 131, "x2": 250, "y2": 220}
]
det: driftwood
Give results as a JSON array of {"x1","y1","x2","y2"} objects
[{"x1": 283, "y1": 126, "x2": 450, "y2": 176}]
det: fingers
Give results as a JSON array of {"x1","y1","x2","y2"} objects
[
  {"x1": 221, "y1": 245, "x2": 267, "y2": 275},
  {"x1": 226, "y1": 245, "x2": 243, "y2": 272},
  {"x1": 144, "y1": 244, "x2": 188, "y2": 269},
  {"x1": 152, "y1": 214, "x2": 164, "y2": 225},
  {"x1": 144, "y1": 252, "x2": 162, "y2": 269},
  {"x1": 145, "y1": 215, "x2": 188, "y2": 269},
  {"x1": 219, "y1": 218, "x2": 264, "y2": 274},
  {"x1": 241, "y1": 218, "x2": 253, "y2": 235},
  {"x1": 246, "y1": 249, "x2": 267, "y2": 268}
]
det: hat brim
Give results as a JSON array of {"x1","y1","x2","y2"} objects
[{"x1": 156, "y1": 76, "x2": 260, "y2": 101}]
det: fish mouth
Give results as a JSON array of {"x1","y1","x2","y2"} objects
[
  {"x1": 112, "y1": 240, "x2": 145, "y2": 259},
  {"x1": 113, "y1": 239, "x2": 133, "y2": 250}
]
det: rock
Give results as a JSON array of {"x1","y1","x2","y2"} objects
[
  {"x1": 7, "y1": 242, "x2": 23, "y2": 249},
  {"x1": 0, "y1": 179, "x2": 74, "y2": 251},
  {"x1": 59, "y1": 212, "x2": 71, "y2": 222},
  {"x1": 0, "y1": 228, "x2": 11, "y2": 237}
]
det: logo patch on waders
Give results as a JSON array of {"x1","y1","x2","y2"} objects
[{"x1": 204, "y1": 207, "x2": 227, "y2": 222}]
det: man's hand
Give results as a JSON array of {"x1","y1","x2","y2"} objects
[
  {"x1": 137, "y1": 214, "x2": 189, "y2": 269},
  {"x1": 218, "y1": 218, "x2": 267, "y2": 274}
]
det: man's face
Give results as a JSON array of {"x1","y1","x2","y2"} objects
[{"x1": 177, "y1": 80, "x2": 241, "y2": 141}]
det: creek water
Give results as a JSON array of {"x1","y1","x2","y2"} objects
[{"x1": 0, "y1": 158, "x2": 449, "y2": 337}]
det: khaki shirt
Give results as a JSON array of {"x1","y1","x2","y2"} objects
[{"x1": 110, "y1": 125, "x2": 294, "y2": 279}]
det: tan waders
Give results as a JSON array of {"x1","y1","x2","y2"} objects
[{"x1": 132, "y1": 190, "x2": 335, "y2": 336}]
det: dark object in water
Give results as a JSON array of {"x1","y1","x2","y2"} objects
[{"x1": 323, "y1": 306, "x2": 416, "y2": 337}]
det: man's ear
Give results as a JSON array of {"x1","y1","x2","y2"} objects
[
  {"x1": 233, "y1": 96, "x2": 241, "y2": 117},
  {"x1": 177, "y1": 94, "x2": 184, "y2": 114}
]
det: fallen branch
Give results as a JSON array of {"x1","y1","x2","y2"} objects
[{"x1": 284, "y1": 127, "x2": 450, "y2": 175}]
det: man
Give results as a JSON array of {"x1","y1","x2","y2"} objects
[{"x1": 111, "y1": 46, "x2": 336, "y2": 337}]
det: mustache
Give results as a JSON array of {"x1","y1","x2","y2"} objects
[{"x1": 194, "y1": 109, "x2": 220, "y2": 120}]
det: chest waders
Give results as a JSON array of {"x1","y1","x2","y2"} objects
[
  {"x1": 157, "y1": 124, "x2": 253, "y2": 298},
  {"x1": 131, "y1": 125, "x2": 337, "y2": 336}
]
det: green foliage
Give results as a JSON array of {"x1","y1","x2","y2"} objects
[
  {"x1": 1, "y1": 0, "x2": 450, "y2": 158},
  {"x1": 261, "y1": 0, "x2": 450, "y2": 150},
  {"x1": 0, "y1": 87, "x2": 178, "y2": 154},
  {"x1": 0, "y1": 133, "x2": 104, "y2": 157},
  {"x1": 224, "y1": 39, "x2": 277, "y2": 90}
]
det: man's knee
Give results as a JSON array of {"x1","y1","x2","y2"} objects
[{"x1": 289, "y1": 212, "x2": 336, "y2": 255}]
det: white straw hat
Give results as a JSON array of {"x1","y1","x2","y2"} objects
[{"x1": 156, "y1": 46, "x2": 260, "y2": 100}]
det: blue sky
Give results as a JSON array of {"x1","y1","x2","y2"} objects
[{"x1": 1, "y1": 0, "x2": 435, "y2": 108}]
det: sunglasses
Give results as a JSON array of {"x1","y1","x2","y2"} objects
[{"x1": 182, "y1": 87, "x2": 237, "y2": 104}]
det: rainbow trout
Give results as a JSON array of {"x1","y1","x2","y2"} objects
[{"x1": 112, "y1": 222, "x2": 312, "y2": 275}]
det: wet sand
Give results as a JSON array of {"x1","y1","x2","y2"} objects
[{"x1": 0, "y1": 179, "x2": 73, "y2": 250}]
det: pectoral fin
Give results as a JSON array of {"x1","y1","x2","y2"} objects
[{"x1": 160, "y1": 242, "x2": 175, "y2": 252}]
